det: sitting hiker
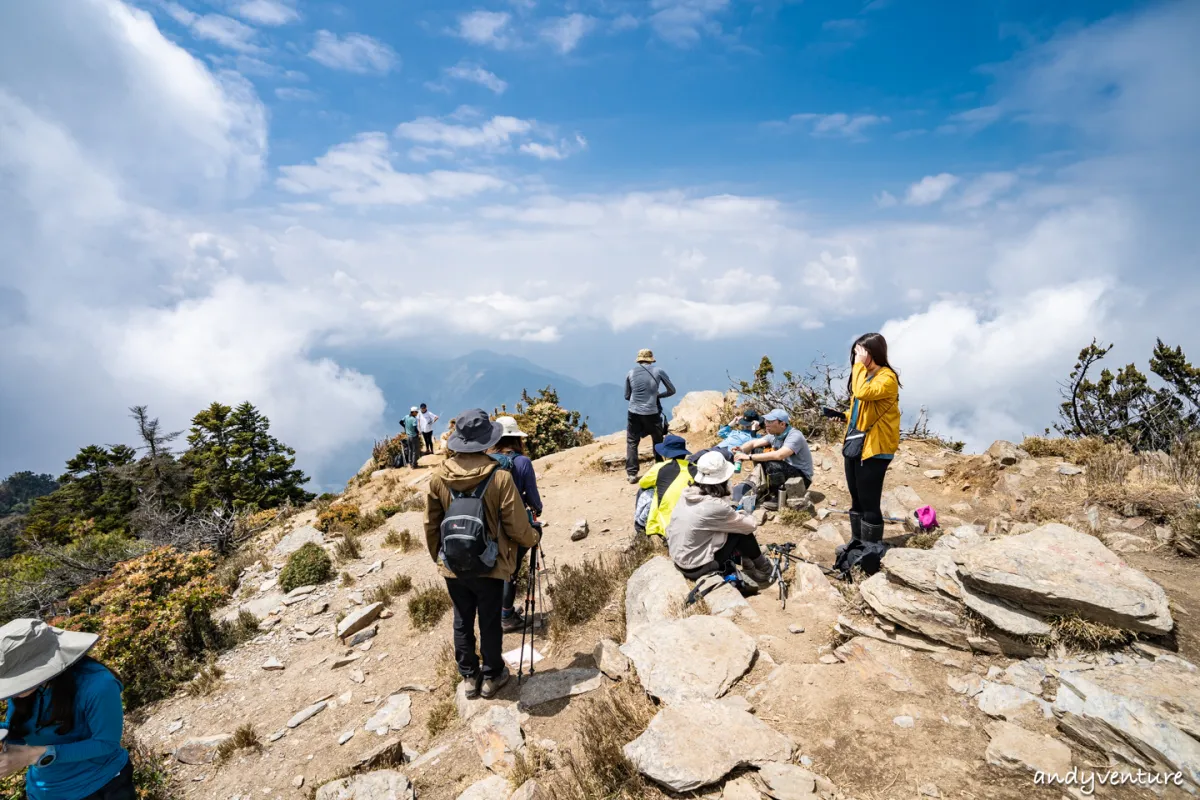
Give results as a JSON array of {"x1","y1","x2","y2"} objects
[
  {"x1": 733, "y1": 408, "x2": 813, "y2": 510},
  {"x1": 638, "y1": 435, "x2": 696, "y2": 540},
  {"x1": 666, "y1": 451, "x2": 773, "y2": 584}
]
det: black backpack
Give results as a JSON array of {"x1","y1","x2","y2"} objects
[
  {"x1": 832, "y1": 539, "x2": 892, "y2": 581},
  {"x1": 439, "y1": 472, "x2": 499, "y2": 576}
]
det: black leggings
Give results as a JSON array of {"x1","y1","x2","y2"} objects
[
  {"x1": 713, "y1": 533, "x2": 763, "y2": 569},
  {"x1": 844, "y1": 456, "x2": 891, "y2": 526},
  {"x1": 80, "y1": 761, "x2": 135, "y2": 800}
]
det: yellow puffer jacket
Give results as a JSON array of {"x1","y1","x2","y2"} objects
[
  {"x1": 638, "y1": 458, "x2": 696, "y2": 538},
  {"x1": 842, "y1": 364, "x2": 901, "y2": 461}
]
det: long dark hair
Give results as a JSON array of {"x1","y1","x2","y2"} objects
[
  {"x1": 848, "y1": 332, "x2": 901, "y2": 394},
  {"x1": 697, "y1": 481, "x2": 731, "y2": 498},
  {"x1": 496, "y1": 436, "x2": 525, "y2": 455},
  {"x1": 4, "y1": 656, "x2": 101, "y2": 736}
]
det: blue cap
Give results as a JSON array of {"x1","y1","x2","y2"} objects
[{"x1": 764, "y1": 408, "x2": 789, "y2": 423}]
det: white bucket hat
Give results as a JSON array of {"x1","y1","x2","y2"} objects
[
  {"x1": 495, "y1": 416, "x2": 527, "y2": 438},
  {"x1": 694, "y1": 450, "x2": 736, "y2": 485},
  {"x1": 0, "y1": 619, "x2": 98, "y2": 698}
]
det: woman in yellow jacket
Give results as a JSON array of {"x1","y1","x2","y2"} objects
[{"x1": 831, "y1": 333, "x2": 901, "y2": 544}]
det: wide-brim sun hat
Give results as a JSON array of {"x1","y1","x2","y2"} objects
[
  {"x1": 654, "y1": 434, "x2": 690, "y2": 460},
  {"x1": 694, "y1": 450, "x2": 736, "y2": 484},
  {"x1": 636, "y1": 349, "x2": 656, "y2": 364},
  {"x1": 495, "y1": 416, "x2": 528, "y2": 438},
  {"x1": 0, "y1": 619, "x2": 98, "y2": 699},
  {"x1": 446, "y1": 409, "x2": 504, "y2": 453}
]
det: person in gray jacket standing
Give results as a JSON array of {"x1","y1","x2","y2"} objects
[{"x1": 624, "y1": 349, "x2": 676, "y2": 483}]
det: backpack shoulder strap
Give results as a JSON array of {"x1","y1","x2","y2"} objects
[{"x1": 471, "y1": 469, "x2": 496, "y2": 499}]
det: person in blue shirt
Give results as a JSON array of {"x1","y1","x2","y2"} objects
[
  {"x1": 0, "y1": 619, "x2": 131, "y2": 800},
  {"x1": 489, "y1": 416, "x2": 544, "y2": 633},
  {"x1": 402, "y1": 407, "x2": 422, "y2": 469}
]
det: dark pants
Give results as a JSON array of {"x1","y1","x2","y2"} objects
[
  {"x1": 845, "y1": 456, "x2": 891, "y2": 526},
  {"x1": 422, "y1": 431, "x2": 435, "y2": 454},
  {"x1": 626, "y1": 412, "x2": 664, "y2": 476},
  {"x1": 502, "y1": 546, "x2": 529, "y2": 610},
  {"x1": 713, "y1": 533, "x2": 763, "y2": 570},
  {"x1": 80, "y1": 761, "x2": 135, "y2": 800},
  {"x1": 445, "y1": 576, "x2": 505, "y2": 680},
  {"x1": 406, "y1": 435, "x2": 421, "y2": 467}
]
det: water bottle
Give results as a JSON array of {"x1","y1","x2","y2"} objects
[{"x1": 741, "y1": 493, "x2": 756, "y2": 514}]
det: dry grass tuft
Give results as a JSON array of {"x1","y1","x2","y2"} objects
[
  {"x1": 365, "y1": 573, "x2": 413, "y2": 605},
  {"x1": 407, "y1": 584, "x2": 452, "y2": 630},
  {"x1": 217, "y1": 547, "x2": 263, "y2": 594},
  {"x1": 382, "y1": 528, "x2": 417, "y2": 551},
  {"x1": 905, "y1": 530, "x2": 944, "y2": 550},
  {"x1": 221, "y1": 609, "x2": 260, "y2": 646},
  {"x1": 426, "y1": 698, "x2": 456, "y2": 738},
  {"x1": 185, "y1": 661, "x2": 225, "y2": 697},
  {"x1": 509, "y1": 743, "x2": 553, "y2": 789},
  {"x1": 1020, "y1": 435, "x2": 1107, "y2": 463},
  {"x1": 548, "y1": 534, "x2": 657, "y2": 643},
  {"x1": 1050, "y1": 614, "x2": 1134, "y2": 651},
  {"x1": 1170, "y1": 506, "x2": 1200, "y2": 557},
  {"x1": 1089, "y1": 482, "x2": 1192, "y2": 522},
  {"x1": 334, "y1": 532, "x2": 362, "y2": 562},
  {"x1": 544, "y1": 682, "x2": 659, "y2": 800},
  {"x1": 216, "y1": 723, "x2": 260, "y2": 762},
  {"x1": 340, "y1": 570, "x2": 355, "y2": 587},
  {"x1": 777, "y1": 507, "x2": 813, "y2": 527}
]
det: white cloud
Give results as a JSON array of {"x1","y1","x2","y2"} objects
[
  {"x1": 438, "y1": 62, "x2": 508, "y2": 94},
  {"x1": 163, "y1": 4, "x2": 261, "y2": 52},
  {"x1": 802, "y1": 251, "x2": 864, "y2": 300},
  {"x1": 612, "y1": 13, "x2": 641, "y2": 32},
  {"x1": 875, "y1": 190, "x2": 898, "y2": 208},
  {"x1": 276, "y1": 133, "x2": 506, "y2": 205},
  {"x1": 228, "y1": 0, "x2": 300, "y2": 26},
  {"x1": 520, "y1": 134, "x2": 587, "y2": 161},
  {"x1": 275, "y1": 87, "x2": 319, "y2": 102},
  {"x1": 954, "y1": 172, "x2": 1018, "y2": 209},
  {"x1": 456, "y1": 11, "x2": 513, "y2": 48},
  {"x1": 780, "y1": 112, "x2": 889, "y2": 140},
  {"x1": 904, "y1": 173, "x2": 959, "y2": 206},
  {"x1": 541, "y1": 14, "x2": 596, "y2": 54},
  {"x1": 396, "y1": 115, "x2": 533, "y2": 150},
  {"x1": 649, "y1": 0, "x2": 730, "y2": 47},
  {"x1": 309, "y1": 31, "x2": 398, "y2": 75}
]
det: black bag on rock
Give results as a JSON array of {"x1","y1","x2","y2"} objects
[{"x1": 832, "y1": 539, "x2": 891, "y2": 581}]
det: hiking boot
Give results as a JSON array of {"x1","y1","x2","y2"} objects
[
  {"x1": 862, "y1": 520, "x2": 884, "y2": 543},
  {"x1": 627, "y1": 474, "x2": 639, "y2": 484},
  {"x1": 849, "y1": 511, "x2": 863, "y2": 542},
  {"x1": 480, "y1": 666, "x2": 510, "y2": 699},
  {"x1": 762, "y1": 499, "x2": 778, "y2": 511},
  {"x1": 741, "y1": 555, "x2": 774, "y2": 585},
  {"x1": 501, "y1": 610, "x2": 525, "y2": 633},
  {"x1": 461, "y1": 674, "x2": 482, "y2": 700}
]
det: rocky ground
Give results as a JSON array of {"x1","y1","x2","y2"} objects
[{"x1": 131, "y1": 395, "x2": 1200, "y2": 800}]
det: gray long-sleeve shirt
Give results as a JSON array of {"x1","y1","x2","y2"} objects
[{"x1": 625, "y1": 364, "x2": 676, "y2": 416}]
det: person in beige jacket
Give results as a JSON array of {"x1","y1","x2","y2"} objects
[{"x1": 424, "y1": 409, "x2": 540, "y2": 699}]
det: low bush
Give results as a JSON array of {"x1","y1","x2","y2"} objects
[
  {"x1": 334, "y1": 532, "x2": 362, "y2": 562},
  {"x1": 548, "y1": 534, "x2": 656, "y2": 642},
  {"x1": 365, "y1": 573, "x2": 413, "y2": 605},
  {"x1": 279, "y1": 543, "x2": 332, "y2": 592},
  {"x1": 317, "y1": 503, "x2": 361, "y2": 534},
  {"x1": 185, "y1": 661, "x2": 225, "y2": 697},
  {"x1": 426, "y1": 698, "x2": 456, "y2": 738},
  {"x1": 407, "y1": 584, "x2": 452, "y2": 630}
]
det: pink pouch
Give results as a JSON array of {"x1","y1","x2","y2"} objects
[{"x1": 915, "y1": 505, "x2": 938, "y2": 531}]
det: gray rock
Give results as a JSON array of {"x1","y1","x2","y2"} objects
[
  {"x1": 338, "y1": 730, "x2": 355, "y2": 745},
  {"x1": 354, "y1": 738, "x2": 408, "y2": 771},
  {"x1": 879, "y1": 548, "x2": 958, "y2": 597},
  {"x1": 338, "y1": 602, "x2": 385, "y2": 639},
  {"x1": 166, "y1": 719, "x2": 184, "y2": 734},
  {"x1": 272, "y1": 525, "x2": 325, "y2": 559},
  {"x1": 287, "y1": 701, "x2": 328, "y2": 729},
  {"x1": 1052, "y1": 659, "x2": 1200, "y2": 790},
  {"x1": 314, "y1": 769, "x2": 414, "y2": 800},
  {"x1": 812, "y1": 523, "x2": 847, "y2": 546},
  {"x1": 620, "y1": 616, "x2": 756, "y2": 705},
  {"x1": 975, "y1": 682, "x2": 1050, "y2": 720},
  {"x1": 998, "y1": 660, "x2": 1049, "y2": 696},
  {"x1": 882, "y1": 484, "x2": 923, "y2": 519},
  {"x1": 286, "y1": 584, "x2": 317, "y2": 599},
  {"x1": 958, "y1": 581, "x2": 1052, "y2": 637},
  {"x1": 364, "y1": 693, "x2": 411, "y2": 735},
  {"x1": 954, "y1": 523, "x2": 1173, "y2": 634},
  {"x1": 518, "y1": 667, "x2": 603, "y2": 709},
  {"x1": 946, "y1": 673, "x2": 984, "y2": 697},
  {"x1": 986, "y1": 440, "x2": 1027, "y2": 466},
  {"x1": 755, "y1": 761, "x2": 837, "y2": 799},
  {"x1": 721, "y1": 776, "x2": 763, "y2": 800},
  {"x1": 792, "y1": 563, "x2": 842, "y2": 605},
  {"x1": 593, "y1": 638, "x2": 630, "y2": 680},
  {"x1": 261, "y1": 656, "x2": 285, "y2": 671},
  {"x1": 1057, "y1": 464, "x2": 1084, "y2": 476},
  {"x1": 893, "y1": 715, "x2": 915, "y2": 728},
  {"x1": 570, "y1": 519, "x2": 589, "y2": 542},
  {"x1": 624, "y1": 556, "x2": 689, "y2": 636},
  {"x1": 835, "y1": 615, "x2": 949, "y2": 654},
  {"x1": 859, "y1": 573, "x2": 970, "y2": 649},
  {"x1": 704, "y1": 582, "x2": 758, "y2": 621},
  {"x1": 455, "y1": 775, "x2": 511, "y2": 800},
  {"x1": 469, "y1": 704, "x2": 525, "y2": 771},
  {"x1": 623, "y1": 700, "x2": 792, "y2": 792},
  {"x1": 331, "y1": 653, "x2": 362, "y2": 669},
  {"x1": 924, "y1": 469, "x2": 945, "y2": 479},
  {"x1": 834, "y1": 637, "x2": 925, "y2": 695},
  {"x1": 347, "y1": 625, "x2": 378, "y2": 647},
  {"x1": 788, "y1": 624, "x2": 804, "y2": 634},
  {"x1": 175, "y1": 734, "x2": 232, "y2": 764},
  {"x1": 456, "y1": 680, "x2": 500, "y2": 722},
  {"x1": 508, "y1": 779, "x2": 547, "y2": 800},
  {"x1": 239, "y1": 591, "x2": 286, "y2": 620},
  {"x1": 985, "y1": 721, "x2": 1072, "y2": 777}
]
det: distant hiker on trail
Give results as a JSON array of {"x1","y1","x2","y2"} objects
[
  {"x1": 418, "y1": 404, "x2": 439, "y2": 457},
  {"x1": 438, "y1": 419, "x2": 456, "y2": 455},
  {"x1": 638, "y1": 435, "x2": 695, "y2": 540},
  {"x1": 667, "y1": 451, "x2": 773, "y2": 585},
  {"x1": 0, "y1": 619, "x2": 133, "y2": 800},
  {"x1": 732, "y1": 408, "x2": 813, "y2": 510},
  {"x1": 424, "y1": 410, "x2": 540, "y2": 699},
  {"x1": 488, "y1": 416, "x2": 544, "y2": 633},
  {"x1": 624, "y1": 348, "x2": 676, "y2": 483},
  {"x1": 402, "y1": 407, "x2": 421, "y2": 469},
  {"x1": 824, "y1": 333, "x2": 901, "y2": 544}
]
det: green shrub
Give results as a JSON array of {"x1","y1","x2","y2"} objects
[
  {"x1": 407, "y1": 584, "x2": 452, "y2": 630},
  {"x1": 334, "y1": 532, "x2": 362, "y2": 562},
  {"x1": 494, "y1": 387, "x2": 593, "y2": 459},
  {"x1": 279, "y1": 542, "x2": 332, "y2": 592}
]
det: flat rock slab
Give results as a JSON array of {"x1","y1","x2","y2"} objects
[
  {"x1": 834, "y1": 637, "x2": 927, "y2": 695},
  {"x1": 620, "y1": 615, "x2": 756, "y2": 705},
  {"x1": 976, "y1": 682, "x2": 1050, "y2": 721},
  {"x1": 593, "y1": 638, "x2": 630, "y2": 680},
  {"x1": 338, "y1": 602, "x2": 385, "y2": 639},
  {"x1": 859, "y1": 573, "x2": 970, "y2": 650},
  {"x1": 1053, "y1": 660, "x2": 1200, "y2": 791},
  {"x1": 176, "y1": 734, "x2": 232, "y2": 764},
  {"x1": 756, "y1": 761, "x2": 840, "y2": 800},
  {"x1": 704, "y1": 583, "x2": 758, "y2": 622},
  {"x1": 624, "y1": 700, "x2": 792, "y2": 792},
  {"x1": 985, "y1": 721, "x2": 1072, "y2": 777},
  {"x1": 287, "y1": 701, "x2": 328, "y2": 729},
  {"x1": 518, "y1": 667, "x2": 603, "y2": 709},
  {"x1": 954, "y1": 523, "x2": 1173, "y2": 634},
  {"x1": 273, "y1": 525, "x2": 325, "y2": 559},
  {"x1": 958, "y1": 581, "x2": 1051, "y2": 637},
  {"x1": 364, "y1": 693, "x2": 412, "y2": 735},
  {"x1": 469, "y1": 704, "x2": 525, "y2": 771},
  {"x1": 625, "y1": 557, "x2": 690, "y2": 636},
  {"x1": 456, "y1": 775, "x2": 512, "y2": 800},
  {"x1": 315, "y1": 769, "x2": 414, "y2": 800}
]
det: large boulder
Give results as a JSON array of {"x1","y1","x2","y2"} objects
[
  {"x1": 624, "y1": 700, "x2": 792, "y2": 792},
  {"x1": 315, "y1": 770, "x2": 414, "y2": 800},
  {"x1": 986, "y1": 440, "x2": 1028, "y2": 466},
  {"x1": 620, "y1": 616, "x2": 755, "y2": 705},
  {"x1": 859, "y1": 572, "x2": 971, "y2": 650},
  {"x1": 272, "y1": 525, "x2": 325, "y2": 560},
  {"x1": 469, "y1": 704, "x2": 525, "y2": 771},
  {"x1": 668, "y1": 391, "x2": 729, "y2": 434},
  {"x1": 624, "y1": 557, "x2": 689, "y2": 637},
  {"x1": 1053, "y1": 659, "x2": 1200, "y2": 791},
  {"x1": 954, "y1": 523, "x2": 1173, "y2": 634}
]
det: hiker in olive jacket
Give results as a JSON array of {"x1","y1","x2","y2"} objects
[{"x1": 424, "y1": 409, "x2": 540, "y2": 699}]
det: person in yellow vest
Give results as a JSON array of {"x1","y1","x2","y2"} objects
[
  {"x1": 638, "y1": 435, "x2": 696, "y2": 540},
  {"x1": 825, "y1": 333, "x2": 901, "y2": 544}
]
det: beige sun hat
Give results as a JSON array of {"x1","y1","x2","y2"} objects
[
  {"x1": 636, "y1": 349, "x2": 656, "y2": 363},
  {"x1": 694, "y1": 450, "x2": 736, "y2": 485},
  {"x1": 495, "y1": 416, "x2": 528, "y2": 438},
  {"x1": 0, "y1": 619, "x2": 99, "y2": 698}
]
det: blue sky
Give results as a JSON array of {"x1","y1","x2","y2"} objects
[{"x1": 1, "y1": 0, "x2": 1197, "y2": 485}]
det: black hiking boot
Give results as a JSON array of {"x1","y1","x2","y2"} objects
[
  {"x1": 849, "y1": 511, "x2": 863, "y2": 542},
  {"x1": 501, "y1": 610, "x2": 525, "y2": 633},
  {"x1": 862, "y1": 520, "x2": 885, "y2": 543}
]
